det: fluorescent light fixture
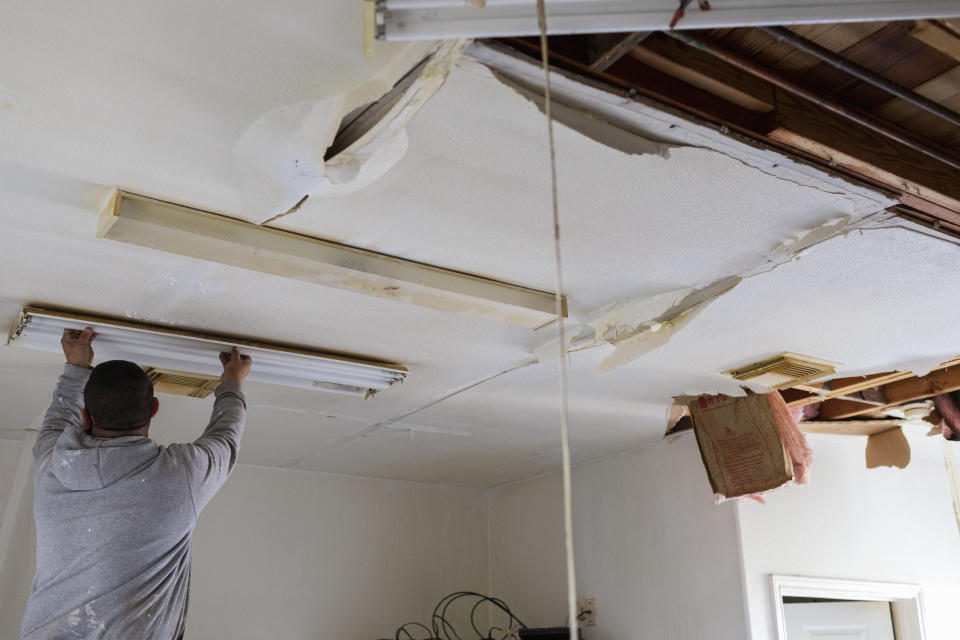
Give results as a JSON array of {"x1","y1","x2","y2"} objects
[
  {"x1": 9, "y1": 308, "x2": 408, "y2": 398},
  {"x1": 372, "y1": 0, "x2": 960, "y2": 41},
  {"x1": 98, "y1": 191, "x2": 563, "y2": 329}
]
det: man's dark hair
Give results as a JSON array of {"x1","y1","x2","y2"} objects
[{"x1": 83, "y1": 361, "x2": 154, "y2": 431}]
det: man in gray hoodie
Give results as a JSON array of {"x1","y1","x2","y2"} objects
[{"x1": 20, "y1": 326, "x2": 251, "y2": 640}]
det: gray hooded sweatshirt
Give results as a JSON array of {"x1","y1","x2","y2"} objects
[{"x1": 20, "y1": 364, "x2": 246, "y2": 640}]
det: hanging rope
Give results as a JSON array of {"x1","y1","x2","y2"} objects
[{"x1": 534, "y1": 3, "x2": 579, "y2": 639}]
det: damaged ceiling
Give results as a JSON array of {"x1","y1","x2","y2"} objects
[{"x1": 1, "y1": 2, "x2": 959, "y2": 487}]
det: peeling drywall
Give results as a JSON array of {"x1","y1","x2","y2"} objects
[
  {"x1": 535, "y1": 211, "x2": 897, "y2": 374},
  {"x1": 468, "y1": 42, "x2": 894, "y2": 219},
  {"x1": 480, "y1": 62, "x2": 673, "y2": 159},
  {"x1": 235, "y1": 40, "x2": 469, "y2": 223}
]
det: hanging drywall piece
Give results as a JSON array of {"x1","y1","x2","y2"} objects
[
  {"x1": 482, "y1": 62, "x2": 673, "y2": 159},
  {"x1": 533, "y1": 277, "x2": 740, "y2": 372},
  {"x1": 596, "y1": 277, "x2": 741, "y2": 374},
  {"x1": 531, "y1": 211, "x2": 897, "y2": 373},
  {"x1": 865, "y1": 427, "x2": 911, "y2": 469},
  {"x1": 234, "y1": 39, "x2": 470, "y2": 224}
]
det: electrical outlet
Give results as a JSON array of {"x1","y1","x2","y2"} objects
[{"x1": 577, "y1": 597, "x2": 597, "y2": 627}]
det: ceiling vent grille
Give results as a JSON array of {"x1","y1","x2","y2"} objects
[
  {"x1": 724, "y1": 352, "x2": 842, "y2": 390},
  {"x1": 143, "y1": 367, "x2": 222, "y2": 399}
]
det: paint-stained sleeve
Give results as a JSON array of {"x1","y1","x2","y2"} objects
[
  {"x1": 34, "y1": 364, "x2": 92, "y2": 464},
  {"x1": 178, "y1": 381, "x2": 246, "y2": 514}
]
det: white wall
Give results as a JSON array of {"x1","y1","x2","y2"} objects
[
  {"x1": 0, "y1": 435, "x2": 37, "y2": 640},
  {"x1": 186, "y1": 465, "x2": 490, "y2": 640},
  {"x1": 490, "y1": 434, "x2": 750, "y2": 640},
  {"x1": 0, "y1": 450, "x2": 490, "y2": 640},
  {"x1": 737, "y1": 436, "x2": 960, "y2": 640},
  {"x1": 8, "y1": 427, "x2": 959, "y2": 640}
]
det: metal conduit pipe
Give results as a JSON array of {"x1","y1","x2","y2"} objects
[
  {"x1": 661, "y1": 30, "x2": 960, "y2": 172},
  {"x1": 758, "y1": 25, "x2": 960, "y2": 130}
]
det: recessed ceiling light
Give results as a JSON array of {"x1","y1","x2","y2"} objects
[{"x1": 9, "y1": 307, "x2": 407, "y2": 398}]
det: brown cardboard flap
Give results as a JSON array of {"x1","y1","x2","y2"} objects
[
  {"x1": 866, "y1": 427, "x2": 911, "y2": 469},
  {"x1": 689, "y1": 393, "x2": 793, "y2": 498}
]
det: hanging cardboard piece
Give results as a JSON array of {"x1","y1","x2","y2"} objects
[
  {"x1": 865, "y1": 427, "x2": 911, "y2": 469},
  {"x1": 689, "y1": 393, "x2": 793, "y2": 500}
]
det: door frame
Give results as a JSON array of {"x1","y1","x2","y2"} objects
[{"x1": 771, "y1": 575, "x2": 926, "y2": 640}]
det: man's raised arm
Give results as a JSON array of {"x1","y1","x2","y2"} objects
[
  {"x1": 177, "y1": 346, "x2": 252, "y2": 513},
  {"x1": 34, "y1": 328, "x2": 96, "y2": 463}
]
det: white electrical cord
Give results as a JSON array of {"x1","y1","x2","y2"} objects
[{"x1": 534, "y1": 3, "x2": 579, "y2": 639}]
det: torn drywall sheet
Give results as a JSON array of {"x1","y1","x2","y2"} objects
[
  {"x1": 593, "y1": 277, "x2": 741, "y2": 375},
  {"x1": 467, "y1": 42, "x2": 895, "y2": 218},
  {"x1": 234, "y1": 39, "x2": 469, "y2": 224},
  {"x1": 475, "y1": 62, "x2": 672, "y2": 159},
  {"x1": 535, "y1": 212, "x2": 896, "y2": 374},
  {"x1": 866, "y1": 427, "x2": 911, "y2": 469}
]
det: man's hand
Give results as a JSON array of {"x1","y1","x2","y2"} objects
[
  {"x1": 61, "y1": 327, "x2": 96, "y2": 368},
  {"x1": 220, "y1": 346, "x2": 252, "y2": 383}
]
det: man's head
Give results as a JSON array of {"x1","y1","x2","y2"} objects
[{"x1": 82, "y1": 360, "x2": 159, "y2": 436}]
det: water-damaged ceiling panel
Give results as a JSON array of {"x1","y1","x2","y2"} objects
[{"x1": 2, "y1": 8, "x2": 959, "y2": 487}]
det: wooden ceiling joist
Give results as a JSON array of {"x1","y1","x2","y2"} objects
[
  {"x1": 819, "y1": 363, "x2": 960, "y2": 420},
  {"x1": 584, "y1": 32, "x2": 651, "y2": 71},
  {"x1": 799, "y1": 419, "x2": 904, "y2": 437},
  {"x1": 911, "y1": 20, "x2": 960, "y2": 63}
]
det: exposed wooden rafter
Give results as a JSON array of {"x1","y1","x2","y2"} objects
[
  {"x1": 911, "y1": 20, "x2": 960, "y2": 63},
  {"x1": 584, "y1": 32, "x2": 652, "y2": 71}
]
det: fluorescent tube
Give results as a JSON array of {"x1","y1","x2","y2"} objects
[
  {"x1": 97, "y1": 191, "x2": 563, "y2": 330},
  {"x1": 9, "y1": 308, "x2": 408, "y2": 398},
  {"x1": 373, "y1": 0, "x2": 960, "y2": 41}
]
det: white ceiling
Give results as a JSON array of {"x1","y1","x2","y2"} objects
[{"x1": 2, "y1": 3, "x2": 959, "y2": 487}]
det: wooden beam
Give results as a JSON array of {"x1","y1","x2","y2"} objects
[
  {"x1": 768, "y1": 90, "x2": 960, "y2": 213},
  {"x1": 787, "y1": 371, "x2": 912, "y2": 408},
  {"x1": 603, "y1": 57, "x2": 775, "y2": 135},
  {"x1": 500, "y1": 36, "x2": 775, "y2": 135},
  {"x1": 585, "y1": 32, "x2": 650, "y2": 72},
  {"x1": 494, "y1": 35, "x2": 960, "y2": 228},
  {"x1": 894, "y1": 205, "x2": 960, "y2": 242},
  {"x1": 635, "y1": 34, "x2": 776, "y2": 111},
  {"x1": 884, "y1": 364, "x2": 960, "y2": 405},
  {"x1": 910, "y1": 20, "x2": 960, "y2": 63},
  {"x1": 625, "y1": 34, "x2": 960, "y2": 224},
  {"x1": 821, "y1": 364, "x2": 960, "y2": 420},
  {"x1": 800, "y1": 419, "x2": 903, "y2": 437},
  {"x1": 822, "y1": 372, "x2": 906, "y2": 395}
]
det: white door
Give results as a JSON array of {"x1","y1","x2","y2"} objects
[{"x1": 784, "y1": 601, "x2": 896, "y2": 640}]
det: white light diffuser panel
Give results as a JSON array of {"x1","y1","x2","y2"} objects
[
  {"x1": 98, "y1": 191, "x2": 563, "y2": 329},
  {"x1": 9, "y1": 308, "x2": 408, "y2": 398},
  {"x1": 372, "y1": 0, "x2": 960, "y2": 41}
]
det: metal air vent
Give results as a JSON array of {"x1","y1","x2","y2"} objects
[
  {"x1": 724, "y1": 352, "x2": 842, "y2": 390},
  {"x1": 143, "y1": 367, "x2": 221, "y2": 399}
]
